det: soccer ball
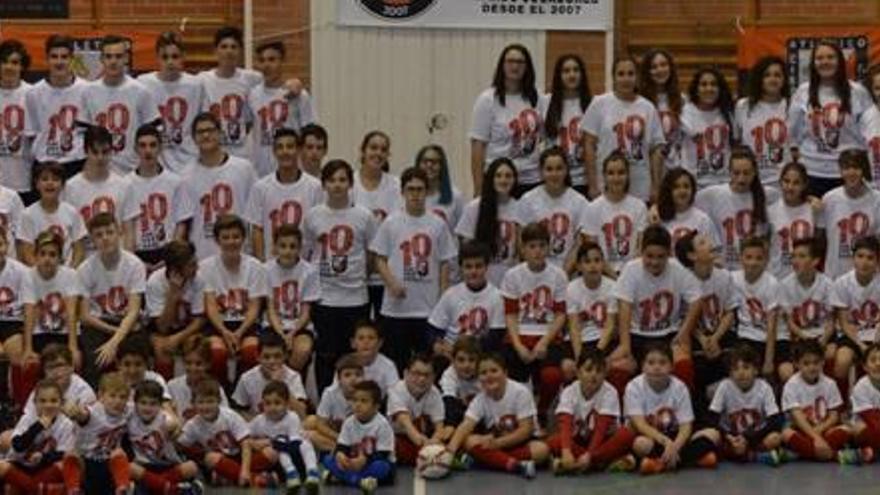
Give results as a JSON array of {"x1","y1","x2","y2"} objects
[{"x1": 416, "y1": 444, "x2": 452, "y2": 479}]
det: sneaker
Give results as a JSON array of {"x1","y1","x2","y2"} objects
[
  {"x1": 551, "y1": 458, "x2": 566, "y2": 475},
  {"x1": 697, "y1": 452, "x2": 718, "y2": 469},
  {"x1": 606, "y1": 454, "x2": 637, "y2": 473},
  {"x1": 320, "y1": 468, "x2": 337, "y2": 485},
  {"x1": 753, "y1": 450, "x2": 781, "y2": 467},
  {"x1": 518, "y1": 460, "x2": 536, "y2": 480},
  {"x1": 183, "y1": 480, "x2": 204, "y2": 495},
  {"x1": 359, "y1": 477, "x2": 378, "y2": 494},
  {"x1": 838, "y1": 448, "x2": 868, "y2": 465},
  {"x1": 639, "y1": 457, "x2": 664, "y2": 475},
  {"x1": 286, "y1": 473, "x2": 302, "y2": 495},
  {"x1": 778, "y1": 449, "x2": 799, "y2": 463},
  {"x1": 304, "y1": 472, "x2": 320, "y2": 495},
  {"x1": 451, "y1": 453, "x2": 473, "y2": 471},
  {"x1": 253, "y1": 472, "x2": 279, "y2": 488}
]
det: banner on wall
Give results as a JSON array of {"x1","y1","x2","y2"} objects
[
  {"x1": 1, "y1": 29, "x2": 159, "y2": 80},
  {"x1": 737, "y1": 26, "x2": 880, "y2": 89},
  {"x1": 337, "y1": 0, "x2": 613, "y2": 31}
]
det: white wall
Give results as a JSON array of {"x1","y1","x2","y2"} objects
[{"x1": 311, "y1": 0, "x2": 545, "y2": 197}]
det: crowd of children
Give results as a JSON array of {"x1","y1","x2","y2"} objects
[{"x1": 5, "y1": 25, "x2": 880, "y2": 495}]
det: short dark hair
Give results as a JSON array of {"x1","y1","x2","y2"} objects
[
  {"x1": 478, "y1": 352, "x2": 507, "y2": 371},
  {"x1": 135, "y1": 123, "x2": 162, "y2": 144},
  {"x1": 641, "y1": 341, "x2": 673, "y2": 364},
  {"x1": 33, "y1": 161, "x2": 65, "y2": 189},
  {"x1": 321, "y1": 159, "x2": 353, "y2": 185},
  {"x1": 191, "y1": 111, "x2": 221, "y2": 136},
  {"x1": 100, "y1": 35, "x2": 128, "y2": 55},
  {"x1": 273, "y1": 127, "x2": 299, "y2": 146},
  {"x1": 793, "y1": 339, "x2": 824, "y2": 362},
  {"x1": 577, "y1": 347, "x2": 606, "y2": 370},
  {"x1": 300, "y1": 124, "x2": 328, "y2": 146},
  {"x1": 41, "y1": 343, "x2": 73, "y2": 366},
  {"x1": 212, "y1": 214, "x2": 246, "y2": 239},
  {"x1": 34, "y1": 379, "x2": 63, "y2": 399},
  {"x1": 193, "y1": 378, "x2": 222, "y2": 401},
  {"x1": 792, "y1": 237, "x2": 823, "y2": 260},
  {"x1": 458, "y1": 241, "x2": 491, "y2": 265},
  {"x1": 262, "y1": 380, "x2": 291, "y2": 401},
  {"x1": 0, "y1": 40, "x2": 31, "y2": 72},
  {"x1": 84, "y1": 125, "x2": 112, "y2": 153},
  {"x1": 336, "y1": 353, "x2": 364, "y2": 374},
  {"x1": 740, "y1": 236, "x2": 768, "y2": 254},
  {"x1": 407, "y1": 353, "x2": 435, "y2": 372},
  {"x1": 258, "y1": 331, "x2": 287, "y2": 353},
  {"x1": 164, "y1": 240, "x2": 196, "y2": 272},
  {"x1": 134, "y1": 380, "x2": 165, "y2": 403},
  {"x1": 353, "y1": 380, "x2": 382, "y2": 405},
  {"x1": 728, "y1": 344, "x2": 761, "y2": 370},
  {"x1": 45, "y1": 34, "x2": 74, "y2": 54},
  {"x1": 34, "y1": 230, "x2": 63, "y2": 257},
  {"x1": 452, "y1": 336, "x2": 480, "y2": 358},
  {"x1": 155, "y1": 31, "x2": 184, "y2": 53},
  {"x1": 118, "y1": 334, "x2": 153, "y2": 362},
  {"x1": 353, "y1": 320, "x2": 382, "y2": 340},
  {"x1": 576, "y1": 239, "x2": 603, "y2": 263},
  {"x1": 521, "y1": 222, "x2": 550, "y2": 245},
  {"x1": 853, "y1": 235, "x2": 880, "y2": 257},
  {"x1": 400, "y1": 166, "x2": 428, "y2": 190},
  {"x1": 256, "y1": 41, "x2": 285, "y2": 58},
  {"x1": 87, "y1": 212, "x2": 117, "y2": 232},
  {"x1": 642, "y1": 225, "x2": 672, "y2": 251},
  {"x1": 274, "y1": 224, "x2": 302, "y2": 245},
  {"x1": 214, "y1": 26, "x2": 243, "y2": 48},
  {"x1": 181, "y1": 335, "x2": 211, "y2": 363},
  {"x1": 840, "y1": 148, "x2": 872, "y2": 183}
]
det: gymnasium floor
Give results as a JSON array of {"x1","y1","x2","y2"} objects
[{"x1": 209, "y1": 463, "x2": 880, "y2": 494}]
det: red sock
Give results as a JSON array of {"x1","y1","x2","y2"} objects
[
  {"x1": 210, "y1": 345, "x2": 228, "y2": 383},
  {"x1": 824, "y1": 427, "x2": 850, "y2": 451},
  {"x1": 857, "y1": 426, "x2": 880, "y2": 449},
  {"x1": 468, "y1": 445, "x2": 519, "y2": 472},
  {"x1": 537, "y1": 366, "x2": 563, "y2": 417},
  {"x1": 109, "y1": 452, "x2": 130, "y2": 488},
  {"x1": 213, "y1": 456, "x2": 242, "y2": 483},
  {"x1": 607, "y1": 368, "x2": 631, "y2": 396},
  {"x1": 154, "y1": 355, "x2": 175, "y2": 380},
  {"x1": 239, "y1": 343, "x2": 259, "y2": 372},
  {"x1": 787, "y1": 431, "x2": 816, "y2": 458},
  {"x1": 62, "y1": 456, "x2": 82, "y2": 491},
  {"x1": 592, "y1": 426, "x2": 637, "y2": 465},
  {"x1": 673, "y1": 358, "x2": 695, "y2": 391},
  {"x1": 163, "y1": 466, "x2": 182, "y2": 486},
  {"x1": 3, "y1": 465, "x2": 37, "y2": 491},
  {"x1": 395, "y1": 435, "x2": 420, "y2": 466},
  {"x1": 141, "y1": 470, "x2": 172, "y2": 493},
  {"x1": 33, "y1": 465, "x2": 64, "y2": 485}
]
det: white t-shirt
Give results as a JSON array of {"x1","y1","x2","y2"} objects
[
  {"x1": 733, "y1": 270, "x2": 782, "y2": 342},
  {"x1": 438, "y1": 367, "x2": 480, "y2": 403},
  {"x1": 695, "y1": 184, "x2": 766, "y2": 270},
  {"x1": 851, "y1": 375, "x2": 880, "y2": 416},
  {"x1": 18, "y1": 201, "x2": 86, "y2": 264},
  {"x1": 231, "y1": 365, "x2": 307, "y2": 414},
  {"x1": 788, "y1": 81, "x2": 873, "y2": 178},
  {"x1": 428, "y1": 282, "x2": 505, "y2": 343},
  {"x1": 696, "y1": 267, "x2": 740, "y2": 333},
  {"x1": 243, "y1": 172, "x2": 323, "y2": 260},
  {"x1": 127, "y1": 410, "x2": 181, "y2": 465},
  {"x1": 680, "y1": 103, "x2": 732, "y2": 188},
  {"x1": 580, "y1": 92, "x2": 665, "y2": 200},
  {"x1": 25, "y1": 77, "x2": 88, "y2": 164},
  {"x1": 831, "y1": 270, "x2": 880, "y2": 343},
  {"x1": 768, "y1": 200, "x2": 817, "y2": 279},
  {"x1": 470, "y1": 88, "x2": 545, "y2": 185},
  {"x1": 62, "y1": 171, "x2": 131, "y2": 237},
  {"x1": 199, "y1": 68, "x2": 262, "y2": 157},
  {"x1": 520, "y1": 186, "x2": 589, "y2": 268},
  {"x1": 77, "y1": 251, "x2": 146, "y2": 321},
  {"x1": 427, "y1": 187, "x2": 466, "y2": 235},
  {"x1": 464, "y1": 379, "x2": 536, "y2": 436},
  {"x1": 709, "y1": 378, "x2": 779, "y2": 435},
  {"x1": 780, "y1": 272, "x2": 833, "y2": 340},
  {"x1": 10, "y1": 410, "x2": 76, "y2": 466},
  {"x1": 76, "y1": 402, "x2": 130, "y2": 460},
  {"x1": 0, "y1": 186, "x2": 24, "y2": 259},
  {"x1": 167, "y1": 375, "x2": 229, "y2": 419},
  {"x1": 859, "y1": 103, "x2": 880, "y2": 189},
  {"x1": 200, "y1": 254, "x2": 269, "y2": 322},
  {"x1": 369, "y1": 210, "x2": 457, "y2": 318},
  {"x1": 781, "y1": 372, "x2": 843, "y2": 425},
  {"x1": 82, "y1": 76, "x2": 160, "y2": 174},
  {"x1": 175, "y1": 155, "x2": 257, "y2": 259},
  {"x1": 265, "y1": 258, "x2": 320, "y2": 331},
  {"x1": 544, "y1": 96, "x2": 588, "y2": 186},
  {"x1": 555, "y1": 381, "x2": 620, "y2": 442},
  {"x1": 821, "y1": 186, "x2": 880, "y2": 279},
  {"x1": 136, "y1": 72, "x2": 205, "y2": 172},
  {"x1": 337, "y1": 413, "x2": 395, "y2": 460},
  {"x1": 249, "y1": 410, "x2": 307, "y2": 443},
  {"x1": 302, "y1": 204, "x2": 376, "y2": 307},
  {"x1": 352, "y1": 172, "x2": 401, "y2": 285},
  {"x1": 362, "y1": 354, "x2": 400, "y2": 395},
  {"x1": 662, "y1": 206, "x2": 721, "y2": 248},
  {"x1": 386, "y1": 380, "x2": 444, "y2": 434},
  {"x1": 23, "y1": 373, "x2": 95, "y2": 417},
  {"x1": 654, "y1": 92, "x2": 684, "y2": 169},
  {"x1": 145, "y1": 268, "x2": 205, "y2": 329},
  {"x1": 316, "y1": 384, "x2": 352, "y2": 429},
  {"x1": 614, "y1": 258, "x2": 702, "y2": 337},
  {"x1": 500, "y1": 262, "x2": 568, "y2": 337},
  {"x1": 734, "y1": 98, "x2": 791, "y2": 186},
  {"x1": 582, "y1": 194, "x2": 648, "y2": 272},
  {"x1": 0, "y1": 258, "x2": 29, "y2": 322},
  {"x1": 0, "y1": 81, "x2": 32, "y2": 192},
  {"x1": 121, "y1": 169, "x2": 184, "y2": 253},
  {"x1": 455, "y1": 197, "x2": 523, "y2": 286},
  {"x1": 624, "y1": 374, "x2": 694, "y2": 437},
  {"x1": 22, "y1": 265, "x2": 81, "y2": 335},
  {"x1": 247, "y1": 85, "x2": 317, "y2": 177},
  {"x1": 178, "y1": 406, "x2": 249, "y2": 457},
  {"x1": 566, "y1": 276, "x2": 617, "y2": 343}
]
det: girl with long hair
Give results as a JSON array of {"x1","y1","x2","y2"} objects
[
  {"x1": 639, "y1": 49, "x2": 684, "y2": 169},
  {"x1": 681, "y1": 67, "x2": 736, "y2": 188},
  {"x1": 544, "y1": 54, "x2": 592, "y2": 197}
]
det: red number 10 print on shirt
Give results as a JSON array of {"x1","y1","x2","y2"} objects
[
  {"x1": 810, "y1": 102, "x2": 845, "y2": 153},
  {"x1": 269, "y1": 201, "x2": 303, "y2": 232},
  {"x1": 96, "y1": 103, "x2": 131, "y2": 153},
  {"x1": 520, "y1": 285, "x2": 553, "y2": 324},
  {"x1": 200, "y1": 183, "x2": 234, "y2": 228},
  {"x1": 258, "y1": 100, "x2": 289, "y2": 146},
  {"x1": 139, "y1": 193, "x2": 170, "y2": 249},
  {"x1": 400, "y1": 233, "x2": 432, "y2": 281},
  {"x1": 722, "y1": 210, "x2": 754, "y2": 264},
  {"x1": 613, "y1": 115, "x2": 646, "y2": 161},
  {"x1": 95, "y1": 286, "x2": 129, "y2": 316},
  {"x1": 837, "y1": 211, "x2": 871, "y2": 259},
  {"x1": 47, "y1": 105, "x2": 78, "y2": 156},
  {"x1": 542, "y1": 213, "x2": 570, "y2": 257},
  {"x1": 694, "y1": 124, "x2": 729, "y2": 175},
  {"x1": 750, "y1": 118, "x2": 787, "y2": 168},
  {"x1": 507, "y1": 108, "x2": 540, "y2": 158},
  {"x1": 456, "y1": 307, "x2": 489, "y2": 338},
  {"x1": 0, "y1": 104, "x2": 24, "y2": 155},
  {"x1": 318, "y1": 225, "x2": 354, "y2": 275},
  {"x1": 601, "y1": 215, "x2": 634, "y2": 262},
  {"x1": 273, "y1": 280, "x2": 300, "y2": 320},
  {"x1": 39, "y1": 292, "x2": 66, "y2": 332},
  {"x1": 81, "y1": 196, "x2": 116, "y2": 223},
  {"x1": 851, "y1": 300, "x2": 880, "y2": 330},
  {"x1": 212, "y1": 94, "x2": 245, "y2": 146},
  {"x1": 159, "y1": 96, "x2": 189, "y2": 146},
  {"x1": 777, "y1": 219, "x2": 812, "y2": 262},
  {"x1": 638, "y1": 290, "x2": 674, "y2": 333}
]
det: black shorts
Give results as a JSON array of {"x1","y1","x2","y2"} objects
[
  {"x1": 83, "y1": 458, "x2": 114, "y2": 494},
  {"x1": 631, "y1": 334, "x2": 674, "y2": 366},
  {"x1": 736, "y1": 338, "x2": 792, "y2": 365},
  {"x1": 204, "y1": 321, "x2": 264, "y2": 338},
  {"x1": 835, "y1": 334, "x2": 866, "y2": 359},
  {"x1": 33, "y1": 333, "x2": 69, "y2": 354},
  {"x1": 0, "y1": 320, "x2": 22, "y2": 343},
  {"x1": 135, "y1": 248, "x2": 166, "y2": 267},
  {"x1": 560, "y1": 338, "x2": 610, "y2": 361}
]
